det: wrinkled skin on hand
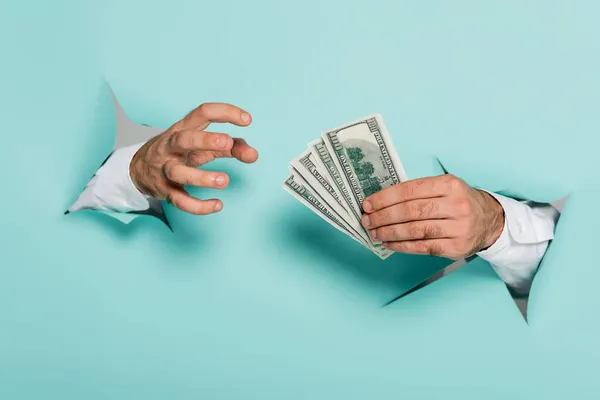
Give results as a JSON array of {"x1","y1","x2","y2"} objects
[
  {"x1": 361, "y1": 174, "x2": 504, "y2": 260},
  {"x1": 130, "y1": 102, "x2": 259, "y2": 215}
]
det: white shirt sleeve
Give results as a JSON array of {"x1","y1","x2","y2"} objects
[
  {"x1": 68, "y1": 142, "x2": 151, "y2": 215},
  {"x1": 476, "y1": 192, "x2": 561, "y2": 295}
]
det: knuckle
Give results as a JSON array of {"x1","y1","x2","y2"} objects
[
  {"x1": 147, "y1": 137, "x2": 167, "y2": 159},
  {"x1": 385, "y1": 241, "x2": 401, "y2": 252},
  {"x1": 423, "y1": 223, "x2": 443, "y2": 239},
  {"x1": 387, "y1": 242, "x2": 402, "y2": 252},
  {"x1": 164, "y1": 163, "x2": 187, "y2": 183},
  {"x1": 375, "y1": 208, "x2": 393, "y2": 225},
  {"x1": 370, "y1": 195, "x2": 383, "y2": 211},
  {"x1": 414, "y1": 241, "x2": 429, "y2": 253},
  {"x1": 378, "y1": 227, "x2": 392, "y2": 240},
  {"x1": 417, "y1": 200, "x2": 437, "y2": 218},
  {"x1": 408, "y1": 223, "x2": 424, "y2": 239},
  {"x1": 163, "y1": 162, "x2": 175, "y2": 180},
  {"x1": 391, "y1": 226, "x2": 404, "y2": 241},
  {"x1": 169, "y1": 131, "x2": 182, "y2": 148},
  {"x1": 183, "y1": 133, "x2": 195, "y2": 149},
  {"x1": 173, "y1": 130, "x2": 195, "y2": 150},
  {"x1": 445, "y1": 174, "x2": 463, "y2": 192},
  {"x1": 454, "y1": 198, "x2": 472, "y2": 216},
  {"x1": 427, "y1": 242, "x2": 444, "y2": 257},
  {"x1": 406, "y1": 202, "x2": 420, "y2": 219},
  {"x1": 197, "y1": 103, "x2": 209, "y2": 115}
]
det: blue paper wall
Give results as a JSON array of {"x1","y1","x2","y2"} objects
[{"x1": 1, "y1": 0, "x2": 598, "y2": 398}]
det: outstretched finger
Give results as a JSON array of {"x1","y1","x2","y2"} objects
[
  {"x1": 186, "y1": 137, "x2": 259, "y2": 167},
  {"x1": 165, "y1": 187, "x2": 223, "y2": 216},
  {"x1": 163, "y1": 160, "x2": 229, "y2": 189},
  {"x1": 168, "y1": 129, "x2": 233, "y2": 153},
  {"x1": 178, "y1": 103, "x2": 252, "y2": 131},
  {"x1": 213, "y1": 138, "x2": 259, "y2": 164}
]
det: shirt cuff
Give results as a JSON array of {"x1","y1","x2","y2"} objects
[
  {"x1": 476, "y1": 191, "x2": 559, "y2": 294},
  {"x1": 68, "y1": 142, "x2": 151, "y2": 214}
]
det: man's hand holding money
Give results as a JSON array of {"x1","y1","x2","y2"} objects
[{"x1": 361, "y1": 175, "x2": 505, "y2": 260}]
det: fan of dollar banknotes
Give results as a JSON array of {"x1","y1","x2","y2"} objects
[{"x1": 283, "y1": 114, "x2": 408, "y2": 260}]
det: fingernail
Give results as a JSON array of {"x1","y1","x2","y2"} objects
[
  {"x1": 241, "y1": 112, "x2": 250, "y2": 123},
  {"x1": 214, "y1": 202, "x2": 223, "y2": 212},
  {"x1": 370, "y1": 229, "x2": 377, "y2": 240},
  {"x1": 216, "y1": 136, "x2": 228, "y2": 149},
  {"x1": 215, "y1": 175, "x2": 226, "y2": 186},
  {"x1": 382, "y1": 242, "x2": 389, "y2": 249},
  {"x1": 363, "y1": 200, "x2": 373, "y2": 213},
  {"x1": 362, "y1": 215, "x2": 371, "y2": 227}
]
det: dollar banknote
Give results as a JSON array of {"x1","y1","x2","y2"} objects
[
  {"x1": 283, "y1": 114, "x2": 406, "y2": 260},
  {"x1": 291, "y1": 150, "x2": 369, "y2": 244},
  {"x1": 322, "y1": 114, "x2": 407, "y2": 250},
  {"x1": 306, "y1": 139, "x2": 392, "y2": 258},
  {"x1": 282, "y1": 169, "x2": 370, "y2": 249},
  {"x1": 321, "y1": 114, "x2": 407, "y2": 218}
]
